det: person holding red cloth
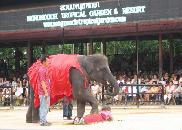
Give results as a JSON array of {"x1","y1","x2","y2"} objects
[{"x1": 38, "y1": 55, "x2": 51, "y2": 126}]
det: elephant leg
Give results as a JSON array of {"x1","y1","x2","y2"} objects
[
  {"x1": 31, "y1": 106, "x2": 39, "y2": 123},
  {"x1": 77, "y1": 100, "x2": 86, "y2": 118},
  {"x1": 73, "y1": 100, "x2": 86, "y2": 124},
  {"x1": 70, "y1": 68, "x2": 87, "y2": 118},
  {"x1": 85, "y1": 95, "x2": 99, "y2": 114},
  {"x1": 26, "y1": 102, "x2": 32, "y2": 123},
  {"x1": 70, "y1": 68, "x2": 98, "y2": 118},
  {"x1": 26, "y1": 87, "x2": 39, "y2": 123}
]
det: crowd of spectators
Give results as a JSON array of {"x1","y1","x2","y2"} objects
[
  {"x1": 0, "y1": 74, "x2": 29, "y2": 106},
  {"x1": 90, "y1": 71, "x2": 182, "y2": 105},
  {"x1": 0, "y1": 71, "x2": 182, "y2": 107}
]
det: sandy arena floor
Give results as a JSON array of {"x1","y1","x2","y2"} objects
[{"x1": 0, "y1": 105, "x2": 182, "y2": 130}]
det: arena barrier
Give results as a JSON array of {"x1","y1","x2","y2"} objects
[
  {"x1": 105, "y1": 84, "x2": 165, "y2": 108},
  {"x1": 0, "y1": 83, "x2": 165, "y2": 108}
]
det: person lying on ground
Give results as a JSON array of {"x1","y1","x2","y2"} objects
[{"x1": 74, "y1": 105, "x2": 112, "y2": 124}]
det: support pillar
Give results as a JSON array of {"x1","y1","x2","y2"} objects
[
  {"x1": 74, "y1": 43, "x2": 84, "y2": 54},
  {"x1": 27, "y1": 41, "x2": 33, "y2": 105},
  {"x1": 26, "y1": 41, "x2": 39, "y2": 123},
  {"x1": 84, "y1": 43, "x2": 87, "y2": 55},
  {"x1": 14, "y1": 47, "x2": 22, "y2": 71},
  {"x1": 80, "y1": 43, "x2": 84, "y2": 55},
  {"x1": 169, "y1": 38, "x2": 174, "y2": 74},
  {"x1": 159, "y1": 34, "x2": 163, "y2": 80},
  {"x1": 136, "y1": 35, "x2": 140, "y2": 108},
  {"x1": 74, "y1": 43, "x2": 78, "y2": 54},
  {"x1": 87, "y1": 40, "x2": 93, "y2": 55},
  {"x1": 101, "y1": 40, "x2": 107, "y2": 55},
  {"x1": 101, "y1": 40, "x2": 107, "y2": 103},
  {"x1": 41, "y1": 42, "x2": 46, "y2": 54},
  {"x1": 71, "y1": 44, "x2": 75, "y2": 54},
  {"x1": 27, "y1": 41, "x2": 33, "y2": 67}
]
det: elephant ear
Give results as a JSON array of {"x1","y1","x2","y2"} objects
[
  {"x1": 78, "y1": 54, "x2": 108, "y2": 76},
  {"x1": 87, "y1": 54, "x2": 108, "y2": 69},
  {"x1": 79, "y1": 55, "x2": 95, "y2": 75}
]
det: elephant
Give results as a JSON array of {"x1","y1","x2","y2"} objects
[{"x1": 26, "y1": 54, "x2": 119, "y2": 123}]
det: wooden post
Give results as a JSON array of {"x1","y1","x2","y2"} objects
[
  {"x1": 101, "y1": 42, "x2": 103, "y2": 54},
  {"x1": 169, "y1": 38, "x2": 174, "y2": 74},
  {"x1": 84, "y1": 43, "x2": 87, "y2": 55},
  {"x1": 101, "y1": 40, "x2": 107, "y2": 103},
  {"x1": 74, "y1": 43, "x2": 78, "y2": 54},
  {"x1": 71, "y1": 44, "x2": 75, "y2": 54},
  {"x1": 27, "y1": 41, "x2": 33, "y2": 106},
  {"x1": 41, "y1": 41, "x2": 46, "y2": 54},
  {"x1": 14, "y1": 47, "x2": 21, "y2": 71},
  {"x1": 103, "y1": 42, "x2": 107, "y2": 55},
  {"x1": 86, "y1": 43, "x2": 89, "y2": 55},
  {"x1": 159, "y1": 34, "x2": 163, "y2": 80},
  {"x1": 87, "y1": 40, "x2": 93, "y2": 55},
  {"x1": 101, "y1": 40, "x2": 107, "y2": 55},
  {"x1": 80, "y1": 43, "x2": 84, "y2": 55},
  {"x1": 136, "y1": 23, "x2": 140, "y2": 108},
  {"x1": 27, "y1": 41, "x2": 33, "y2": 67}
]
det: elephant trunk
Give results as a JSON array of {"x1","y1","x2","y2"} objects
[{"x1": 105, "y1": 72, "x2": 119, "y2": 96}]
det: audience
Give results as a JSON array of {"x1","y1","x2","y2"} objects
[
  {"x1": 0, "y1": 74, "x2": 29, "y2": 106},
  {"x1": 90, "y1": 71, "x2": 182, "y2": 105},
  {"x1": 0, "y1": 70, "x2": 182, "y2": 107}
]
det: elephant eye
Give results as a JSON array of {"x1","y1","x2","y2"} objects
[
  {"x1": 97, "y1": 67, "x2": 106, "y2": 72},
  {"x1": 96, "y1": 68, "x2": 100, "y2": 71}
]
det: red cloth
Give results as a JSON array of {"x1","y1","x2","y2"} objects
[
  {"x1": 27, "y1": 60, "x2": 41, "y2": 108},
  {"x1": 83, "y1": 110, "x2": 112, "y2": 124},
  {"x1": 83, "y1": 114, "x2": 104, "y2": 124},
  {"x1": 28, "y1": 54, "x2": 85, "y2": 108}
]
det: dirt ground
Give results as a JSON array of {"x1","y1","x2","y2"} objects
[{"x1": 0, "y1": 105, "x2": 182, "y2": 130}]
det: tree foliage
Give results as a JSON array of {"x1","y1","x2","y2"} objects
[{"x1": 0, "y1": 39, "x2": 181, "y2": 75}]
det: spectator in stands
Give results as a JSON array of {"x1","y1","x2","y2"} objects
[
  {"x1": 97, "y1": 83, "x2": 102, "y2": 103},
  {"x1": 174, "y1": 81, "x2": 182, "y2": 105},
  {"x1": 140, "y1": 83, "x2": 149, "y2": 104},
  {"x1": 130, "y1": 75, "x2": 139, "y2": 104},
  {"x1": 113, "y1": 75, "x2": 123, "y2": 104},
  {"x1": 12, "y1": 76, "x2": 17, "y2": 89},
  {"x1": 126, "y1": 77, "x2": 132, "y2": 102},
  {"x1": 138, "y1": 80, "x2": 146, "y2": 104},
  {"x1": 0, "y1": 87, "x2": 3, "y2": 105},
  {"x1": 172, "y1": 74, "x2": 179, "y2": 87},
  {"x1": 117, "y1": 74, "x2": 125, "y2": 84},
  {"x1": 17, "y1": 77, "x2": 22, "y2": 87},
  {"x1": 3, "y1": 78, "x2": 10, "y2": 87},
  {"x1": 164, "y1": 81, "x2": 176, "y2": 105},
  {"x1": 15, "y1": 81, "x2": 23, "y2": 106},
  {"x1": 22, "y1": 78, "x2": 28, "y2": 106},
  {"x1": 163, "y1": 73, "x2": 169, "y2": 83},
  {"x1": 147, "y1": 81, "x2": 161, "y2": 104},
  {"x1": 113, "y1": 91, "x2": 123, "y2": 104},
  {"x1": 91, "y1": 81, "x2": 100, "y2": 100},
  {"x1": 122, "y1": 77, "x2": 128, "y2": 104},
  {"x1": 2, "y1": 88, "x2": 10, "y2": 106},
  {"x1": 0, "y1": 77, "x2": 3, "y2": 86},
  {"x1": 113, "y1": 74, "x2": 125, "y2": 104},
  {"x1": 151, "y1": 74, "x2": 159, "y2": 84}
]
